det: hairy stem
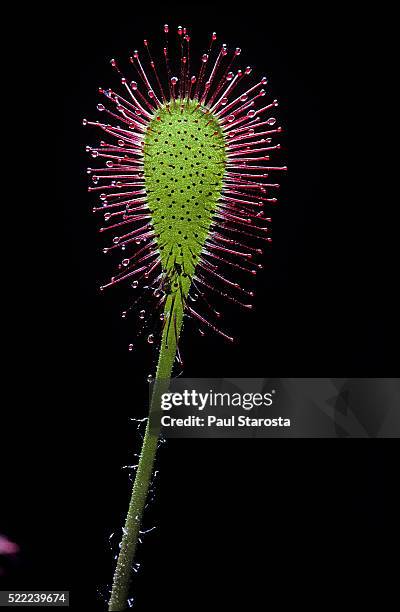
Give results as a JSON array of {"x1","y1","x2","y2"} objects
[{"x1": 108, "y1": 293, "x2": 184, "y2": 610}]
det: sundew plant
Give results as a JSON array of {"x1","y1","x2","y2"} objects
[{"x1": 84, "y1": 24, "x2": 286, "y2": 610}]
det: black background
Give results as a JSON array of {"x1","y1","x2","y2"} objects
[{"x1": 2, "y1": 2, "x2": 398, "y2": 609}]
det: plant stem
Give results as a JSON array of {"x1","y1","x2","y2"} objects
[{"x1": 108, "y1": 294, "x2": 184, "y2": 611}]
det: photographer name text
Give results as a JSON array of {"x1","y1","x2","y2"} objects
[{"x1": 161, "y1": 415, "x2": 291, "y2": 428}]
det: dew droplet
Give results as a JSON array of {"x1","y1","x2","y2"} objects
[{"x1": 147, "y1": 334, "x2": 154, "y2": 344}]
